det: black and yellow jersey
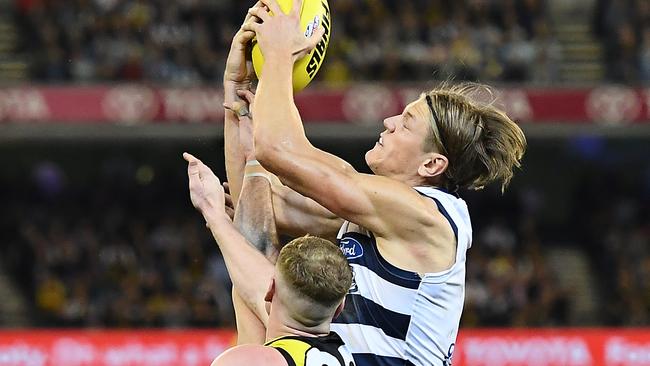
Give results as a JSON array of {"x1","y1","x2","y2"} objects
[{"x1": 264, "y1": 331, "x2": 355, "y2": 366}]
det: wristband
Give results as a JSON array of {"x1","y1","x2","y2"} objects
[{"x1": 245, "y1": 160, "x2": 261, "y2": 167}]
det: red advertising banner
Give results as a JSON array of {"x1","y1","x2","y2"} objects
[
  {"x1": 1, "y1": 85, "x2": 650, "y2": 125},
  {"x1": 0, "y1": 330, "x2": 235, "y2": 366},
  {"x1": 454, "y1": 329, "x2": 650, "y2": 366},
  {"x1": 0, "y1": 329, "x2": 649, "y2": 366}
]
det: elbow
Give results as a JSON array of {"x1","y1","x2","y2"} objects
[
  {"x1": 254, "y1": 135, "x2": 313, "y2": 180},
  {"x1": 254, "y1": 136, "x2": 284, "y2": 170},
  {"x1": 253, "y1": 135, "x2": 273, "y2": 164},
  {"x1": 254, "y1": 133, "x2": 306, "y2": 168}
]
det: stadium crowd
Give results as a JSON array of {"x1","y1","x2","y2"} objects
[
  {"x1": 462, "y1": 215, "x2": 570, "y2": 327},
  {"x1": 3, "y1": 0, "x2": 649, "y2": 332},
  {"x1": 4, "y1": 154, "x2": 635, "y2": 328},
  {"x1": 14, "y1": 0, "x2": 559, "y2": 84},
  {"x1": 595, "y1": 0, "x2": 650, "y2": 84},
  {"x1": 2, "y1": 159, "x2": 234, "y2": 327},
  {"x1": 572, "y1": 171, "x2": 650, "y2": 326}
]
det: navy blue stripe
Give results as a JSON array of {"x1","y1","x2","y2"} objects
[
  {"x1": 430, "y1": 197, "x2": 458, "y2": 240},
  {"x1": 352, "y1": 353, "x2": 417, "y2": 366},
  {"x1": 333, "y1": 293, "x2": 411, "y2": 340},
  {"x1": 339, "y1": 233, "x2": 421, "y2": 289},
  {"x1": 416, "y1": 192, "x2": 459, "y2": 241}
]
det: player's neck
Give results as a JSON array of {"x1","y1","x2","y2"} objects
[{"x1": 266, "y1": 309, "x2": 330, "y2": 340}]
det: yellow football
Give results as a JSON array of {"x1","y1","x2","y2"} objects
[{"x1": 251, "y1": 0, "x2": 331, "y2": 92}]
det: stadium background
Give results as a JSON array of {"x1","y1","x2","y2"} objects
[{"x1": 0, "y1": 0, "x2": 649, "y2": 365}]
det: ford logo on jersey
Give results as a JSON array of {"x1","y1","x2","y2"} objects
[{"x1": 339, "y1": 237, "x2": 364, "y2": 259}]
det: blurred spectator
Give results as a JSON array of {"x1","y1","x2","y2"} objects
[
  {"x1": 571, "y1": 164, "x2": 650, "y2": 326},
  {"x1": 2, "y1": 154, "x2": 578, "y2": 328},
  {"x1": 592, "y1": 0, "x2": 650, "y2": 84},
  {"x1": 462, "y1": 216, "x2": 570, "y2": 327},
  {"x1": 14, "y1": 0, "x2": 558, "y2": 84},
  {"x1": 2, "y1": 142, "x2": 649, "y2": 328},
  {"x1": 591, "y1": 196, "x2": 649, "y2": 325},
  {"x1": 4, "y1": 159, "x2": 234, "y2": 328}
]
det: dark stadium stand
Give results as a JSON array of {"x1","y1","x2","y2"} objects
[{"x1": 0, "y1": 138, "x2": 648, "y2": 328}]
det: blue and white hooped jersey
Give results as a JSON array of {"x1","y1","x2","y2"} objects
[{"x1": 332, "y1": 187, "x2": 472, "y2": 366}]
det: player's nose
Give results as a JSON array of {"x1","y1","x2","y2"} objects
[{"x1": 383, "y1": 117, "x2": 396, "y2": 132}]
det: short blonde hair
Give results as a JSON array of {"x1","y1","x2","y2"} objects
[
  {"x1": 422, "y1": 83, "x2": 527, "y2": 192},
  {"x1": 277, "y1": 235, "x2": 352, "y2": 307}
]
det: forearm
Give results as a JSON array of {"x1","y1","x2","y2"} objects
[
  {"x1": 234, "y1": 174, "x2": 280, "y2": 260},
  {"x1": 253, "y1": 55, "x2": 310, "y2": 168},
  {"x1": 231, "y1": 176, "x2": 279, "y2": 340},
  {"x1": 232, "y1": 288, "x2": 266, "y2": 345},
  {"x1": 224, "y1": 82, "x2": 248, "y2": 205},
  {"x1": 206, "y1": 211, "x2": 273, "y2": 323}
]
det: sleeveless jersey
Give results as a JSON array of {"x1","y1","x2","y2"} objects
[
  {"x1": 332, "y1": 187, "x2": 472, "y2": 366},
  {"x1": 265, "y1": 331, "x2": 356, "y2": 366}
]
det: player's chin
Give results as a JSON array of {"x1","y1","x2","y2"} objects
[
  {"x1": 367, "y1": 142, "x2": 382, "y2": 155},
  {"x1": 365, "y1": 149, "x2": 379, "y2": 173},
  {"x1": 364, "y1": 148, "x2": 374, "y2": 163}
]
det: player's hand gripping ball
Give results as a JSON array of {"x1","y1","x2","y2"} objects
[{"x1": 251, "y1": 0, "x2": 331, "y2": 92}]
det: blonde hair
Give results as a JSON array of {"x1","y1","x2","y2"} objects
[
  {"x1": 422, "y1": 83, "x2": 527, "y2": 192},
  {"x1": 277, "y1": 235, "x2": 352, "y2": 308}
]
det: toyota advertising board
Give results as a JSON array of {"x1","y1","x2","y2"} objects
[{"x1": 0, "y1": 329, "x2": 648, "y2": 366}]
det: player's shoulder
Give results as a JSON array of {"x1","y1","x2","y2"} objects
[{"x1": 211, "y1": 344, "x2": 287, "y2": 366}]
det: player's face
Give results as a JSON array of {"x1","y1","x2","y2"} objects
[{"x1": 365, "y1": 100, "x2": 431, "y2": 179}]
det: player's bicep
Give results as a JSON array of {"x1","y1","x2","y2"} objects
[
  {"x1": 264, "y1": 146, "x2": 377, "y2": 223},
  {"x1": 262, "y1": 143, "x2": 421, "y2": 237}
]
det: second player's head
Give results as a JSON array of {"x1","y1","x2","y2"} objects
[
  {"x1": 265, "y1": 235, "x2": 352, "y2": 327},
  {"x1": 365, "y1": 83, "x2": 527, "y2": 192}
]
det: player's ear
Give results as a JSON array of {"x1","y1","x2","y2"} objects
[
  {"x1": 418, "y1": 152, "x2": 448, "y2": 178},
  {"x1": 264, "y1": 278, "x2": 276, "y2": 302},
  {"x1": 333, "y1": 297, "x2": 345, "y2": 319}
]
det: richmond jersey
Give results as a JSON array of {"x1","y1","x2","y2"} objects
[
  {"x1": 332, "y1": 187, "x2": 472, "y2": 366},
  {"x1": 265, "y1": 332, "x2": 356, "y2": 366}
]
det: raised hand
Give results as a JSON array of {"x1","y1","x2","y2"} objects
[
  {"x1": 224, "y1": 1, "x2": 265, "y2": 86},
  {"x1": 184, "y1": 152, "x2": 229, "y2": 223},
  {"x1": 244, "y1": 0, "x2": 325, "y2": 63}
]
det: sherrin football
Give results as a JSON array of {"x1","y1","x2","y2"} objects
[{"x1": 251, "y1": 0, "x2": 331, "y2": 92}]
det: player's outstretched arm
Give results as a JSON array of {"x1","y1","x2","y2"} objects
[
  {"x1": 246, "y1": 0, "x2": 435, "y2": 240},
  {"x1": 230, "y1": 171, "x2": 280, "y2": 345},
  {"x1": 184, "y1": 153, "x2": 271, "y2": 325},
  {"x1": 211, "y1": 344, "x2": 287, "y2": 366},
  {"x1": 222, "y1": 3, "x2": 281, "y2": 344},
  {"x1": 223, "y1": 2, "x2": 262, "y2": 206}
]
